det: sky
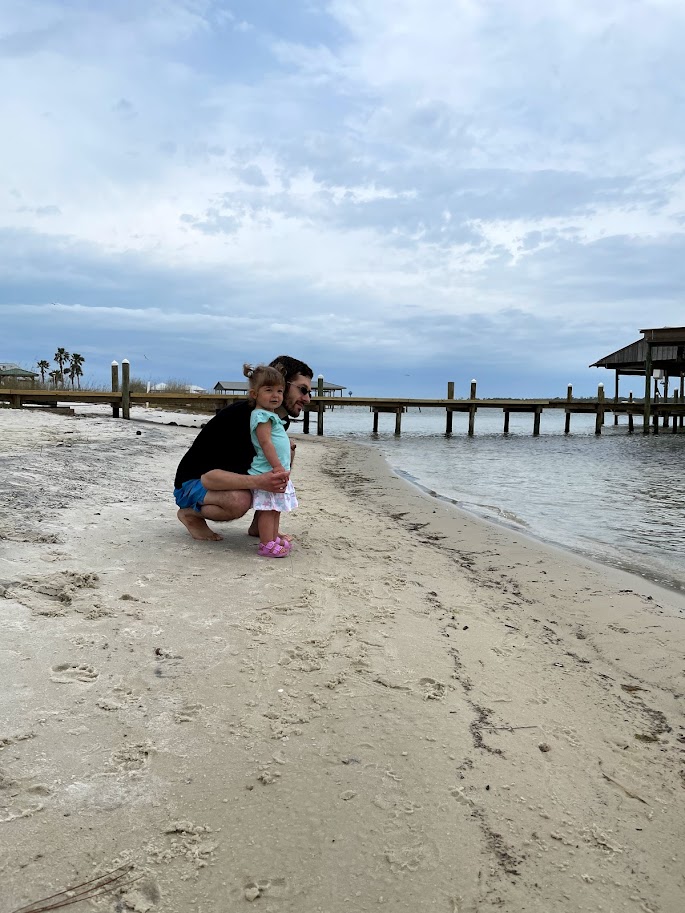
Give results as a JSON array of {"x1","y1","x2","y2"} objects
[{"x1": 2, "y1": 0, "x2": 684, "y2": 397}]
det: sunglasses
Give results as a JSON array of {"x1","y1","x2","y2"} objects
[{"x1": 288, "y1": 383, "x2": 313, "y2": 398}]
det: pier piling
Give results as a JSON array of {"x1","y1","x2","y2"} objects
[
  {"x1": 317, "y1": 375, "x2": 324, "y2": 436},
  {"x1": 643, "y1": 343, "x2": 653, "y2": 433},
  {"x1": 121, "y1": 360, "x2": 130, "y2": 420},
  {"x1": 111, "y1": 361, "x2": 119, "y2": 418},
  {"x1": 468, "y1": 380, "x2": 477, "y2": 436},
  {"x1": 446, "y1": 381, "x2": 454, "y2": 434},
  {"x1": 564, "y1": 384, "x2": 572, "y2": 434},
  {"x1": 533, "y1": 406, "x2": 542, "y2": 436},
  {"x1": 595, "y1": 383, "x2": 604, "y2": 435}
]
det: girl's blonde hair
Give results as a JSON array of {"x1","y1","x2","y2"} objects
[{"x1": 242, "y1": 362, "x2": 286, "y2": 393}]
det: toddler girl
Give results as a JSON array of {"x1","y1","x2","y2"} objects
[{"x1": 244, "y1": 363, "x2": 298, "y2": 558}]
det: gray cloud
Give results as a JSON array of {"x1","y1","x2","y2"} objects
[{"x1": 2, "y1": 1, "x2": 685, "y2": 397}]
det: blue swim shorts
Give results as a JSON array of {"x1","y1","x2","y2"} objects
[{"x1": 173, "y1": 478, "x2": 207, "y2": 513}]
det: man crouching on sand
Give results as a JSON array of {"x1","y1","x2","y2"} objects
[{"x1": 174, "y1": 355, "x2": 313, "y2": 541}]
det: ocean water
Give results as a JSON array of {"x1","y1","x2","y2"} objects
[{"x1": 292, "y1": 405, "x2": 685, "y2": 592}]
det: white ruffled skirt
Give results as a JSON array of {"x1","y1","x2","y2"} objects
[{"x1": 252, "y1": 480, "x2": 298, "y2": 512}]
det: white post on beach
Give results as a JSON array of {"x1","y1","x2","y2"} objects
[
  {"x1": 468, "y1": 379, "x2": 477, "y2": 436},
  {"x1": 111, "y1": 361, "x2": 120, "y2": 418},
  {"x1": 595, "y1": 382, "x2": 604, "y2": 435},
  {"x1": 317, "y1": 374, "x2": 324, "y2": 436},
  {"x1": 122, "y1": 359, "x2": 130, "y2": 420}
]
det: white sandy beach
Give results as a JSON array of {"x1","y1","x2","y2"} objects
[{"x1": 1, "y1": 407, "x2": 684, "y2": 913}]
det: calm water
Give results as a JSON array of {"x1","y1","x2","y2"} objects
[{"x1": 292, "y1": 406, "x2": 685, "y2": 592}]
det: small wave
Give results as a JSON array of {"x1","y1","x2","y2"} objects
[
  {"x1": 394, "y1": 470, "x2": 529, "y2": 530},
  {"x1": 475, "y1": 503, "x2": 531, "y2": 528}
]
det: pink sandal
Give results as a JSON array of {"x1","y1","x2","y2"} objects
[{"x1": 258, "y1": 540, "x2": 289, "y2": 558}]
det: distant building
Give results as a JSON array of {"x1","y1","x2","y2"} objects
[
  {"x1": 214, "y1": 380, "x2": 346, "y2": 397},
  {"x1": 0, "y1": 362, "x2": 39, "y2": 384}
]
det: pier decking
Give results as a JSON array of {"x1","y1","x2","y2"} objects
[{"x1": 1, "y1": 387, "x2": 683, "y2": 435}]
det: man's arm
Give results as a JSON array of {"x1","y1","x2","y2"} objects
[{"x1": 201, "y1": 467, "x2": 288, "y2": 493}]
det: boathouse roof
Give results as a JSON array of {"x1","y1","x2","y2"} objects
[
  {"x1": 591, "y1": 327, "x2": 685, "y2": 376},
  {"x1": 0, "y1": 362, "x2": 39, "y2": 379},
  {"x1": 214, "y1": 380, "x2": 346, "y2": 394}
]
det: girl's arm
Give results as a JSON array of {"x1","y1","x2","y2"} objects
[{"x1": 255, "y1": 421, "x2": 288, "y2": 474}]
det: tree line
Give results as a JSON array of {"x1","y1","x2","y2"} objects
[{"x1": 37, "y1": 348, "x2": 86, "y2": 388}]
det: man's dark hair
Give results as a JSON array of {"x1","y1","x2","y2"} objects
[{"x1": 269, "y1": 355, "x2": 313, "y2": 384}]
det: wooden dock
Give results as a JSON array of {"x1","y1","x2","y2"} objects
[{"x1": 1, "y1": 385, "x2": 684, "y2": 435}]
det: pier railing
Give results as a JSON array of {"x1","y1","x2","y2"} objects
[{"x1": 2, "y1": 382, "x2": 683, "y2": 435}]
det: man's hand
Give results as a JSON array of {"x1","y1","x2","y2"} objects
[{"x1": 257, "y1": 467, "x2": 290, "y2": 493}]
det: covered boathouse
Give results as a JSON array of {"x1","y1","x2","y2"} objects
[
  {"x1": 213, "y1": 379, "x2": 347, "y2": 398},
  {"x1": 591, "y1": 325, "x2": 685, "y2": 431},
  {"x1": 0, "y1": 362, "x2": 39, "y2": 384}
]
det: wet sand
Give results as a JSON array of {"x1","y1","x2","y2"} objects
[{"x1": 2, "y1": 407, "x2": 684, "y2": 912}]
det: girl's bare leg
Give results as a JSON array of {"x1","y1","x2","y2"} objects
[
  {"x1": 257, "y1": 510, "x2": 280, "y2": 545},
  {"x1": 249, "y1": 513, "x2": 291, "y2": 542}
]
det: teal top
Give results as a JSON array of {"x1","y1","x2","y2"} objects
[{"x1": 248, "y1": 409, "x2": 291, "y2": 475}]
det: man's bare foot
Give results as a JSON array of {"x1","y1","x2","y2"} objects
[{"x1": 177, "y1": 509, "x2": 223, "y2": 541}]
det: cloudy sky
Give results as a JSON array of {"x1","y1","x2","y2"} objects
[{"x1": 2, "y1": 0, "x2": 684, "y2": 396}]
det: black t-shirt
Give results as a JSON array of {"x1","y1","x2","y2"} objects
[{"x1": 174, "y1": 400, "x2": 256, "y2": 489}]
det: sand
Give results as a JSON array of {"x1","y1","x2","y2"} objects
[{"x1": 1, "y1": 406, "x2": 684, "y2": 913}]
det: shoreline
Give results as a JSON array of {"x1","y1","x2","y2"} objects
[
  {"x1": 3, "y1": 409, "x2": 684, "y2": 912},
  {"x1": 11, "y1": 401, "x2": 684, "y2": 597},
  {"x1": 393, "y1": 465, "x2": 685, "y2": 601}
]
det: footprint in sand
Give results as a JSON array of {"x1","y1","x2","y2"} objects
[
  {"x1": 241, "y1": 876, "x2": 288, "y2": 903},
  {"x1": 6, "y1": 571, "x2": 99, "y2": 617},
  {"x1": 278, "y1": 646, "x2": 323, "y2": 672},
  {"x1": 173, "y1": 703, "x2": 203, "y2": 723},
  {"x1": 0, "y1": 767, "x2": 51, "y2": 822},
  {"x1": 50, "y1": 662, "x2": 99, "y2": 684},
  {"x1": 419, "y1": 677, "x2": 446, "y2": 701},
  {"x1": 111, "y1": 743, "x2": 153, "y2": 771}
]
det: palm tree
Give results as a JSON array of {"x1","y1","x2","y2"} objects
[
  {"x1": 54, "y1": 348, "x2": 70, "y2": 386},
  {"x1": 69, "y1": 353, "x2": 85, "y2": 389},
  {"x1": 48, "y1": 370, "x2": 60, "y2": 388},
  {"x1": 37, "y1": 359, "x2": 50, "y2": 383}
]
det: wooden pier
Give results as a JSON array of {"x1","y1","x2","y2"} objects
[{"x1": 2, "y1": 383, "x2": 683, "y2": 436}]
